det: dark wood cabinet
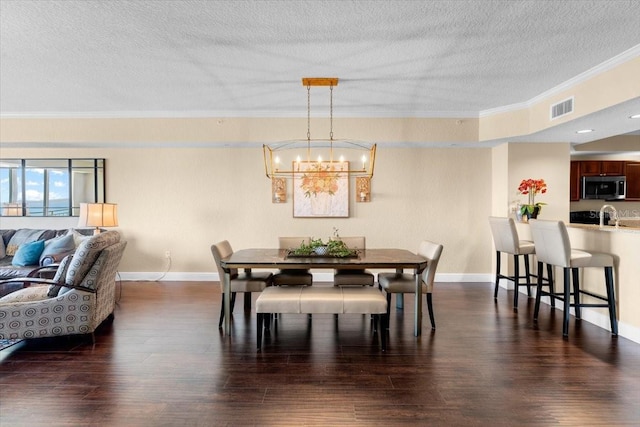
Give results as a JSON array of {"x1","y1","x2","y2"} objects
[
  {"x1": 625, "y1": 162, "x2": 640, "y2": 200},
  {"x1": 570, "y1": 161, "x2": 581, "y2": 201},
  {"x1": 580, "y1": 161, "x2": 624, "y2": 176}
]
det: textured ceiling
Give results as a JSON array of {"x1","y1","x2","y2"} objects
[{"x1": 1, "y1": 0, "x2": 640, "y2": 144}]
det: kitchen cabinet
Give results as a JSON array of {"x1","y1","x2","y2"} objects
[
  {"x1": 625, "y1": 162, "x2": 640, "y2": 200},
  {"x1": 570, "y1": 161, "x2": 581, "y2": 201},
  {"x1": 580, "y1": 160, "x2": 624, "y2": 176}
]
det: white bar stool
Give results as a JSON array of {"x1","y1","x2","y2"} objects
[
  {"x1": 528, "y1": 219, "x2": 618, "y2": 337},
  {"x1": 488, "y1": 217, "x2": 536, "y2": 310}
]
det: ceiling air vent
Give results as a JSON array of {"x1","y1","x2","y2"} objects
[{"x1": 550, "y1": 97, "x2": 574, "y2": 120}]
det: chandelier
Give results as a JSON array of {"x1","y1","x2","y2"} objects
[{"x1": 263, "y1": 78, "x2": 376, "y2": 181}]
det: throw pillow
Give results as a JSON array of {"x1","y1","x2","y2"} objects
[
  {"x1": 39, "y1": 234, "x2": 76, "y2": 264},
  {"x1": 12, "y1": 240, "x2": 46, "y2": 266},
  {"x1": 0, "y1": 236, "x2": 5, "y2": 260},
  {"x1": 70, "y1": 229, "x2": 91, "y2": 248},
  {"x1": 6, "y1": 229, "x2": 46, "y2": 256}
]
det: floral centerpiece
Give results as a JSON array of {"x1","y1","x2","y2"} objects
[
  {"x1": 518, "y1": 178, "x2": 547, "y2": 219},
  {"x1": 289, "y1": 228, "x2": 358, "y2": 257},
  {"x1": 300, "y1": 163, "x2": 339, "y2": 197}
]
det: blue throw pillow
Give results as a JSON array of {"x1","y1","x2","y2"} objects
[
  {"x1": 12, "y1": 240, "x2": 45, "y2": 267},
  {"x1": 39, "y1": 234, "x2": 76, "y2": 264}
]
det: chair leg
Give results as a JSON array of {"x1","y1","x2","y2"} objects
[
  {"x1": 426, "y1": 292, "x2": 435, "y2": 330},
  {"x1": 494, "y1": 251, "x2": 501, "y2": 300},
  {"x1": 534, "y1": 261, "x2": 544, "y2": 321},
  {"x1": 244, "y1": 292, "x2": 251, "y2": 311},
  {"x1": 547, "y1": 264, "x2": 555, "y2": 307},
  {"x1": 571, "y1": 268, "x2": 581, "y2": 319},
  {"x1": 524, "y1": 254, "x2": 532, "y2": 296},
  {"x1": 380, "y1": 314, "x2": 387, "y2": 351},
  {"x1": 512, "y1": 254, "x2": 520, "y2": 310},
  {"x1": 219, "y1": 292, "x2": 238, "y2": 328},
  {"x1": 563, "y1": 267, "x2": 571, "y2": 337},
  {"x1": 218, "y1": 293, "x2": 226, "y2": 328},
  {"x1": 257, "y1": 313, "x2": 263, "y2": 350},
  {"x1": 604, "y1": 266, "x2": 618, "y2": 336},
  {"x1": 386, "y1": 292, "x2": 392, "y2": 319}
]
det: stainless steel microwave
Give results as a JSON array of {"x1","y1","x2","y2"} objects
[{"x1": 581, "y1": 176, "x2": 626, "y2": 200}]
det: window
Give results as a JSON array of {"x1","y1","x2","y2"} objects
[{"x1": 0, "y1": 159, "x2": 105, "y2": 217}]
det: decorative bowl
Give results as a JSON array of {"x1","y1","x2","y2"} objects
[{"x1": 314, "y1": 246, "x2": 329, "y2": 256}]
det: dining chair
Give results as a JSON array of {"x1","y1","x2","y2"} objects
[
  {"x1": 488, "y1": 216, "x2": 536, "y2": 310},
  {"x1": 377, "y1": 240, "x2": 443, "y2": 329},
  {"x1": 528, "y1": 219, "x2": 617, "y2": 337},
  {"x1": 333, "y1": 236, "x2": 374, "y2": 286},
  {"x1": 272, "y1": 237, "x2": 314, "y2": 286},
  {"x1": 211, "y1": 241, "x2": 273, "y2": 328}
]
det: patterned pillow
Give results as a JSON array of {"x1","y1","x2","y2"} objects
[{"x1": 0, "y1": 236, "x2": 5, "y2": 260}]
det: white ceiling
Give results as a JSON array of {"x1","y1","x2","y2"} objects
[{"x1": 1, "y1": 0, "x2": 640, "y2": 146}]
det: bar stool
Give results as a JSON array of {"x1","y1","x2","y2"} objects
[
  {"x1": 529, "y1": 219, "x2": 618, "y2": 337},
  {"x1": 488, "y1": 216, "x2": 536, "y2": 310}
]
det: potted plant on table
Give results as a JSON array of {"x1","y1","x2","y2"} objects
[{"x1": 518, "y1": 178, "x2": 547, "y2": 221}]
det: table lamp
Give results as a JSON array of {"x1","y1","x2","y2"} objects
[{"x1": 77, "y1": 203, "x2": 118, "y2": 235}]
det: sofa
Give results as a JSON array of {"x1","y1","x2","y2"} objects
[
  {"x1": 0, "y1": 230, "x2": 126, "y2": 340},
  {"x1": 0, "y1": 228, "x2": 95, "y2": 297}
]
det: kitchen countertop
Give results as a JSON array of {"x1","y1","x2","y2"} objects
[{"x1": 566, "y1": 222, "x2": 640, "y2": 234}]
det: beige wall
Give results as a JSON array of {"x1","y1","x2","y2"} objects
[{"x1": 0, "y1": 146, "x2": 493, "y2": 279}]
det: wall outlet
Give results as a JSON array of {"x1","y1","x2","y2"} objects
[{"x1": 165, "y1": 251, "x2": 171, "y2": 259}]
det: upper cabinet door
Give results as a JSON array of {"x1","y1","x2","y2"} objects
[
  {"x1": 580, "y1": 161, "x2": 624, "y2": 176},
  {"x1": 625, "y1": 162, "x2": 640, "y2": 200}
]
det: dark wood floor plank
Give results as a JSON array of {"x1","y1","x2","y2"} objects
[{"x1": 2, "y1": 281, "x2": 640, "y2": 426}]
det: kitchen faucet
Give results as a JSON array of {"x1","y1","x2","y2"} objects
[{"x1": 600, "y1": 204, "x2": 619, "y2": 228}]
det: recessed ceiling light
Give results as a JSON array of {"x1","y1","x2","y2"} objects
[
  {"x1": 630, "y1": 114, "x2": 640, "y2": 119},
  {"x1": 576, "y1": 129, "x2": 594, "y2": 134}
]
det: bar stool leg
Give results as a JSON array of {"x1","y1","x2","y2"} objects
[
  {"x1": 534, "y1": 261, "x2": 544, "y2": 321},
  {"x1": 547, "y1": 264, "x2": 555, "y2": 308},
  {"x1": 562, "y1": 267, "x2": 571, "y2": 337},
  {"x1": 524, "y1": 254, "x2": 532, "y2": 296},
  {"x1": 604, "y1": 266, "x2": 618, "y2": 336},
  {"x1": 571, "y1": 268, "x2": 581, "y2": 319},
  {"x1": 494, "y1": 251, "x2": 501, "y2": 300},
  {"x1": 513, "y1": 254, "x2": 520, "y2": 310}
]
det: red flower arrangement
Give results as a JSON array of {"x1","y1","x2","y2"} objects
[{"x1": 518, "y1": 178, "x2": 547, "y2": 217}]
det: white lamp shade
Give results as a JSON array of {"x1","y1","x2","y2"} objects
[
  {"x1": 2, "y1": 203, "x2": 24, "y2": 216},
  {"x1": 77, "y1": 203, "x2": 118, "y2": 229}
]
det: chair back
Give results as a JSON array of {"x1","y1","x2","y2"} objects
[
  {"x1": 63, "y1": 230, "x2": 121, "y2": 288},
  {"x1": 337, "y1": 236, "x2": 366, "y2": 249},
  {"x1": 528, "y1": 219, "x2": 571, "y2": 267},
  {"x1": 278, "y1": 237, "x2": 310, "y2": 249},
  {"x1": 211, "y1": 240, "x2": 238, "y2": 278},
  {"x1": 488, "y1": 216, "x2": 520, "y2": 253},
  {"x1": 49, "y1": 231, "x2": 126, "y2": 297},
  {"x1": 418, "y1": 240, "x2": 444, "y2": 292}
]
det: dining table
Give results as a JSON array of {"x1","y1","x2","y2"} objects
[{"x1": 219, "y1": 248, "x2": 429, "y2": 336}]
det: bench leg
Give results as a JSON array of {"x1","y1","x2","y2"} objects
[{"x1": 257, "y1": 313, "x2": 264, "y2": 350}]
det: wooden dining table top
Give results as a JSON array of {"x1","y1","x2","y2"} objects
[{"x1": 221, "y1": 248, "x2": 428, "y2": 271}]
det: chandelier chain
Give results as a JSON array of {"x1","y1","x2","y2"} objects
[{"x1": 329, "y1": 85, "x2": 334, "y2": 141}]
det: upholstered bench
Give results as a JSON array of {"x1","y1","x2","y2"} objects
[{"x1": 256, "y1": 286, "x2": 388, "y2": 351}]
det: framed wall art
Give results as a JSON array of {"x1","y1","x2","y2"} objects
[{"x1": 293, "y1": 161, "x2": 349, "y2": 217}]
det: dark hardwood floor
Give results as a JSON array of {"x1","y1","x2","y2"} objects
[{"x1": 1, "y1": 281, "x2": 639, "y2": 426}]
